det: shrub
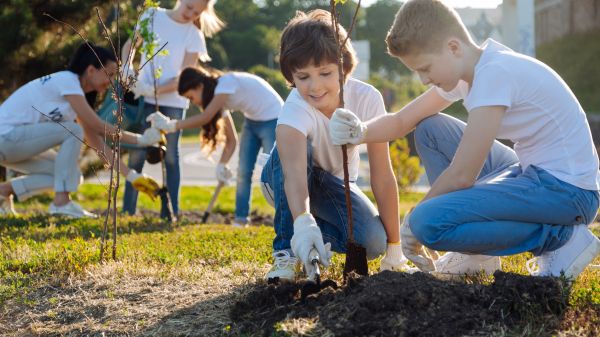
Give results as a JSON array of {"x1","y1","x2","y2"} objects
[{"x1": 389, "y1": 138, "x2": 423, "y2": 192}]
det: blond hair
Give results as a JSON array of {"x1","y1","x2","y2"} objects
[
  {"x1": 193, "y1": 0, "x2": 225, "y2": 37},
  {"x1": 386, "y1": 0, "x2": 472, "y2": 57}
]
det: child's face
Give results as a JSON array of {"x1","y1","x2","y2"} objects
[
  {"x1": 176, "y1": 0, "x2": 208, "y2": 23},
  {"x1": 291, "y1": 62, "x2": 341, "y2": 116},
  {"x1": 399, "y1": 47, "x2": 462, "y2": 92},
  {"x1": 182, "y1": 85, "x2": 203, "y2": 105}
]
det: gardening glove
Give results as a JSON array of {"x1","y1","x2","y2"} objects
[
  {"x1": 379, "y1": 243, "x2": 409, "y2": 272},
  {"x1": 329, "y1": 108, "x2": 367, "y2": 145},
  {"x1": 146, "y1": 111, "x2": 177, "y2": 134},
  {"x1": 136, "y1": 127, "x2": 162, "y2": 147},
  {"x1": 126, "y1": 170, "x2": 160, "y2": 201},
  {"x1": 401, "y1": 212, "x2": 436, "y2": 272},
  {"x1": 131, "y1": 80, "x2": 154, "y2": 99},
  {"x1": 290, "y1": 213, "x2": 333, "y2": 273},
  {"x1": 216, "y1": 163, "x2": 233, "y2": 185}
]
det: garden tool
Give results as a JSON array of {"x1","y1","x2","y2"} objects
[
  {"x1": 153, "y1": 132, "x2": 176, "y2": 223},
  {"x1": 201, "y1": 181, "x2": 224, "y2": 223},
  {"x1": 341, "y1": 144, "x2": 368, "y2": 280},
  {"x1": 300, "y1": 247, "x2": 338, "y2": 300}
]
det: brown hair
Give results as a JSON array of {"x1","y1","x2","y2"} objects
[
  {"x1": 279, "y1": 9, "x2": 357, "y2": 86},
  {"x1": 178, "y1": 66, "x2": 225, "y2": 153},
  {"x1": 386, "y1": 0, "x2": 472, "y2": 57}
]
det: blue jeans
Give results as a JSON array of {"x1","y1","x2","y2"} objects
[
  {"x1": 235, "y1": 118, "x2": 277, "y2": 223},
  {"x1": 123, "y1": 104, "x2": 185, "y2": 218},
  {"x1": 410, "y1": 114, "x2": 599, "y2": 256},
  {"x1": 260, "y1": 144, "x2": 387, "y2": 259}
]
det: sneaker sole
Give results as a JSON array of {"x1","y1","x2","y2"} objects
[{"x1": 565, "y1": 235, "x2": 600, "y2": 279}]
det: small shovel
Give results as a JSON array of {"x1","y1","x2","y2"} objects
[
  {"x1": 201, "y1": 181, "x2": 224, "y2": 223},
  {"x1": 301, "y1": 248, "x2": 338, "y2": 300},
  {"x1": 341, "y1": 145, "x2": 368, "y2": 280}
]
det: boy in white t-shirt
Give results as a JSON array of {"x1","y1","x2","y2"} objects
[
  {"x1": 259, "y1": 9, "x2": 410, "y2": 282},
  {"x1": 329, "y1": 0, "x2": 600, "y2": 279}
]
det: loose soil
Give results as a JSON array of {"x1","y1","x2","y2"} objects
[
  {"x1": 137, "y1": 209, "x2": 274, "y2": 226},
  {"x1": 231, "y1": 271, "x2": 599, "y2": 337}
]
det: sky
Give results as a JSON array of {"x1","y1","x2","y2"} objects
[{"x1": 362, "y1": 0, "x2": 503, "y2": 8}]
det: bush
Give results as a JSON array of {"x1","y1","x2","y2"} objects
[
  {"x1": 389, "y1": 138, "x2": 423, "y2": 192},
  {"x1": 248, "y1": 64, "x2": 290, "y2": 99}
]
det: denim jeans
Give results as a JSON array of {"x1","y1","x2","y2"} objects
[
  {"x1": 123, "y1": 104, "x2": 185, "y2": 217},
  {"x1": 260, "y1": 143, "x2": 387, "y2": 259},
  {"x1": 0, "y1": 122, "x2": 83, "y2": 200},
  {"x1": 234, "y1": 118, "x2": 277, "y2": 223},
  {"x1": 409, "y1": 113, "x2": 599, "y2": 256}
]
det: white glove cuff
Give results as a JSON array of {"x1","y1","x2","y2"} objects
[
  {"x1": 126, "y1": 170, "x2": 141, "y2": 183},
  {"x1": 293, "y1": 213, "x2": 317, "y2": 231}
]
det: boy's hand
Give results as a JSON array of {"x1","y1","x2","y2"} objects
[
  {"x1": 401, "y1": 212, "x2": 436, "y2": 272},
  {"x1": 290, "y1": 213, "x2": 333, "y2": 272},
  {"x1": 146, "y1": 111, "x2": 177, "y2": 133},
  {"x1": 379, "y1": 243, "x2": 409, "y2": 271},
  {"x1": 126, "y1": 170, "x2": 160, "y2": 201},
  {"x1": 329, "y1": 108, "x2": 367, "y2": 145}
]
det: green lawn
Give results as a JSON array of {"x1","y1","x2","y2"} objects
[{"x1": 0, "y1": 183, "x2": 598, "y2": 335}]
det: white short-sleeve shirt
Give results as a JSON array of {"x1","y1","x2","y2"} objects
[
  {"x1": 214, "y1": 72, "x2": 283, "y2": 121},
  {"x1": 0, "y1": 71, "x2": 84, "y2": 135},
  {"x1": 138, "y1": 8, "x2": 207, "y2": 109},
  {"x1": 436, "y1": 39, "x2": 600, "y2": 191},
  {"x1": 277, "y1": 78, "x2": 386, "y2": 181}
]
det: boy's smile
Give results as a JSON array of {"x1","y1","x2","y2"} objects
[{"x1": 292, "y1": 62, "x2": 341, "y2": 117}]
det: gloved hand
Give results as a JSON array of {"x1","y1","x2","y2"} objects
[
  {"x1": 379, "y1": 243, "x2": 409, "y2": 272},
  {"x1": 216, "y1": 163, "x2": 233, "y2": 184},
  {"x1": 329, "y1": 108, "x2": 367, "y2": 145},
  {"x1": 131, "y1": 80, "x2": 154, "y2": 99},
  {"x1": 401, "y1": 212, "x2": 436, "y2": 272},
  {"x1": 290, "y1": 213, "x2": 333, "y2": 274},
  {"x1": 126, "y1": 170, "x2": 160, "y2": 201},
  {"x1": 146, "y1": 111, "x2": 177, "y2": 133},
  {"x1": 137, "y1": 127, "x2": 162, "y2": 147}
]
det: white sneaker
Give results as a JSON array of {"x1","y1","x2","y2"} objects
[
  {"x1": 526, "y1": 224, "x2": 600, "y2": 279},
  {"x1": 265, "y1": 250, "x2": 298, "y2": 282},
  {"x1": 435, "y1": 252, "x2": 501, "y2": 276},
  {"x1": 49, "y1": 201, "x2": 98, "y2": 219},
  {"x1": 0, "y1": 195, "x2": 17, "y2": 216}
]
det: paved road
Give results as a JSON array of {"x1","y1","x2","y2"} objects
[{"x1": 89, "y1": 143, "x2": 430, "y2": 192}]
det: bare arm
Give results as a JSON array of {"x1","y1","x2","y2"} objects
[
  {"x1": 218, "y1": 113, "x2": 238, "y2": 164},
  {"x1": 65, "y1": 95, "x2": 145, "y2": 145},
  {"x1": 367, "y1": 142, "x2": 400, "y2": 243},
  {"x1": 364, "y1": 88, "x2": 452, "y2": 143},
  {"x1": 422, "y1": 106, "x2": 506, "y2": 202},
  {"x1": 176, "y1": 94, "x2": 229, "y2": 130},
  {"x1": 277, "y1": 125, "x2": 310, "y2": 219}
]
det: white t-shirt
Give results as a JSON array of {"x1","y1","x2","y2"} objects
[
  {"x1": 277, "y1": 78, "x2": 386, "y2": 181},
  {"x1": 214, "y1": 72, "x2": 283, "y2": 121},
  {"x1": 437, "y1": 39, "x2": 600, "y2": 191},
  {"x1": 138, "y1": 8, "x2": 207, "y2": 109},
  {"x1": 0, "y1": 71, "x2": 84, "y2": 135}
]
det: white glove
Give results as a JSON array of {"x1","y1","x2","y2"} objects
[
  {"x1": 401, "y1": 212, "x2": 436, "y2": 272},
  {"x1": 290, "y1": 213, "x2": 333, "y2": 274},
  {"x1": 137, "y1": 127, "x2": 162, "y2": 147},
  {"x1": 379, "y1": 243, "x2": 409, "y2": 272},
  {"x1": 329, "y1": 108, "x2": 367, "y2": 145},
  {"x1": 131, "y1": 80, "x2": 154, "y2": 99},
  {"x1": 126, "y1": 170, "x2": 160, "y2": 201},
  {"x1": 216, "y1": 163, "x2": 233, "y2": 184},
  {"x1": 146, "y1": 111, "x2": 177, "y2": 133}
]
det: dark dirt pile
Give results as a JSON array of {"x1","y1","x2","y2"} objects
[
  {"x1": 137, "y1": 209, "x2": 274, "y2": 226},
  {"x1": 231, "y1": 271, "x2": 573, "y2": 337}
]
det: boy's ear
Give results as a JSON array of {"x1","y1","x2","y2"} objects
[{"x1": 447, "y1": 38, "x2": 462, "y2": 56}]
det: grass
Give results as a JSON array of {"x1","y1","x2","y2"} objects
[{"x1": 1, "y1": 183, "x2": 599, "y2": 335}]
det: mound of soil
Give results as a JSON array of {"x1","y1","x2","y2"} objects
[
  {"x1": 231, "y1": 271, "x2": 569, "y2": 337},
  {"x1": 137, "y1": 209, "x2": 274, "y2": 226}
]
